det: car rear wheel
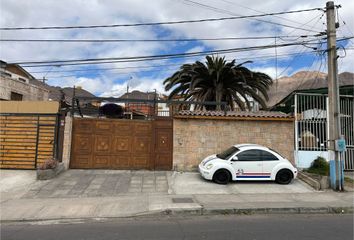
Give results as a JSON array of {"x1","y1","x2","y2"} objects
[
  {"x1": 275, "y1": 169, "x2": 293, "y2": 184},
  {"x1": 213, "y1": 169, "x2": 231, "y2": 184}
]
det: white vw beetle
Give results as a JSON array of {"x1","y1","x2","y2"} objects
[{"x1": 199, "y1": 144, "x2": 297, "y2": 184}]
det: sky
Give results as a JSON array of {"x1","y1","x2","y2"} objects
[{"x1": 0, "y1": 0, "x2": 353, "y2": 97}]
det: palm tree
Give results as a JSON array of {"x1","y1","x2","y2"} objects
[{"x1": 163, "y1": 55, "x2": 273, "y2": 111}]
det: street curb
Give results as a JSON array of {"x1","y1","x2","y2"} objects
[
  {"x1": 1, "y1": 206, "x2": 352, "y2": 224},
  {"x1": 148, "y1": 205, "x2": 354, "y2": 217},
  {"x1": 298, "y1": 172, "x2": 321, "y2": 190}
]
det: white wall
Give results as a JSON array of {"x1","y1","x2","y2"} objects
[{"x1": 295, "y1": 150, "x2": 328, "y2": 168}]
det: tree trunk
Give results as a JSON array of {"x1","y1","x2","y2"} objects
[{"x1": 215, "y1": 83, "x2": 223, "y2": 111}]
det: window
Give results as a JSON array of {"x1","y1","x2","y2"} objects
[
  {"x1": 237, "y1": 150, "x2": 262, "y2": 161},
  {"x1": 0, "y1": 71, "x2": 11, "y2": 77},
  {"x1": 217, "y1": 146, "x2": 239, "y2": 160},
  {"x1": 10, "y1": 92, "x2": 23, "y2": 101},
  {"x1": 260, "y1": 150, "x2": 279, "y2": 161}
]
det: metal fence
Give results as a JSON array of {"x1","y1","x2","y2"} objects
[
  {"x1": 71, "y1": 96, "x2": 228, "y2": 119},
  {"x1": 295, "y1": 94, "x2": 328, "y2": 151},
  {"x1": 294, "y1": 93, "x2": 354, "y2": 170},
  {"x1": 340, "y1": 96, "x2": 354, "y2": 170}
]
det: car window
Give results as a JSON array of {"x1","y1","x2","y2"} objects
[
  {"x1": 236, "y1": 150, "x2": 262, "y2": 161},
  {"x1": 268, "y1": 148, "x2": 285, "y2": 158},
  {"x1": 217, "y1": 146, "x2": 239, "y2": 160},
  {"x1": 260, "y1": 150, "x2": 279, "y2": 161}
]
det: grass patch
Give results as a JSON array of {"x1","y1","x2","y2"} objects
[{"x1": 306, "y1": 157, "x2": 329, "y2": 176}]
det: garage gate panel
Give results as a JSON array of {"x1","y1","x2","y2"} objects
[{"x1": 70, "y1": 118, "x2": 155, "y2": 169}]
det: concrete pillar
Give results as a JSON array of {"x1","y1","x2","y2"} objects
[{"x1": 62, "y1": 115, "x2": 73, "y2": 170}]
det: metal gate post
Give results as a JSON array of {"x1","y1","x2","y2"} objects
[{"x1": 294, "y1": 94, "x2": 299, "y2": 166}]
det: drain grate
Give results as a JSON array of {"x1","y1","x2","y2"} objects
[{"x1": 172, "y1": 197, "x2": 194, "y2": 203}]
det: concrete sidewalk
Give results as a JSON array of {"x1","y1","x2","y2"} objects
[{"x1": 0, "y1": 170, "x2": 353, "y2": 222}]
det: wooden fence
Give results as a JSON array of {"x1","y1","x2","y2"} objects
[{"x1": 0, "y1": 114, "x2": 59, "y2": 169}]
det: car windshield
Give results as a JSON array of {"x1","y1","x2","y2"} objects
[{"x1": 216, "y1": 146, "x2": 239, "y2": 160}]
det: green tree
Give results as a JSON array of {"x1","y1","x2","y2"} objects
[{"x1": 163, "y1": 55, "x2": 273, "y2": 110}]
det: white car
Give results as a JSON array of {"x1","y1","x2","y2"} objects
[{"x1": 198, "y1": 144, "x2": 297, "y2": 185}]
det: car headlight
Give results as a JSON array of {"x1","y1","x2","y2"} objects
[{"x1": 206, "y1": 164, "x2": 213, "y2": 170}]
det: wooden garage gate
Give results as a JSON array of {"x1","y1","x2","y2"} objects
[
  {"x1": 0, "y1": 114, "x2": 59, "y2": 169},
  {"x1": 70, "y1": 117, "x2": 173, "y2": 170}
]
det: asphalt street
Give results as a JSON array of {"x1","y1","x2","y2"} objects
[{"x1": 1, "y1": 214, "x2": 353, "y2": 240}]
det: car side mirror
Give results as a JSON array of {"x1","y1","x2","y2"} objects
[{"x1": 231, "y1": 156, "x2": 238, "y2": 161}]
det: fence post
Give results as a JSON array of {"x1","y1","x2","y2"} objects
[
  {"x1": 61, "y1": 115, "x2": 73, "y2": 170},
  {"x1": 34, "y1": 115, "x2": 40, "y2": 169}
]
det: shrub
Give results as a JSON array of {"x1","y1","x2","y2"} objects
[
  {"x1": 38, "y1": 158, "x2": 58, "y2": 170},
  {"x1": 307, "y1": 156, "x2": 329, "y2": 176}
]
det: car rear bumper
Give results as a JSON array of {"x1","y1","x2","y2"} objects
[{"x1": 293, "y1": 168, "x2": 298, "y2": 179}]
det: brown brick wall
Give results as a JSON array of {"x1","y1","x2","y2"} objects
[{"x1": 173, "y1": 118, "x2": 294, "y2": 171}]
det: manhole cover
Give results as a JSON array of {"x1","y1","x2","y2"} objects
[{"x1": 172, "y1": 198, "x2": 194, "y2": 203}]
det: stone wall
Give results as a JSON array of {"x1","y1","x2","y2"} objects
[
  {"x1": 62, "y1": 115, "x2": 73, "y2": 170},
  {"x1": 173, "y1": 118, "x2": 294, "y2": 171}
]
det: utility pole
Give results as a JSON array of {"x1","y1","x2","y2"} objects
[{"x1": 326, "y1": 1, "x2": 343, "y2": 191}]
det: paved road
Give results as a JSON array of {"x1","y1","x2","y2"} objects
[{"x1": 2, "y1": 214, "x2": 353, "y2": 240}]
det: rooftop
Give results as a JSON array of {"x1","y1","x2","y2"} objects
[{"x1": 175, "y1": 110, "x2": 293, "y2": 120}]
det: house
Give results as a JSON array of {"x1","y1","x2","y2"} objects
[
  {"x1": 269, "y1": 71, "x2": 354, "y2": 171},
  {"x1": 0, "y1": 60, "x2": 49, "y2": 101},
  {"x1": 29, "y1": 78, "x2": 97, "y2": 115},
  {"x1": 119, "y1": 90, "x2": 158, "y2": 117}
]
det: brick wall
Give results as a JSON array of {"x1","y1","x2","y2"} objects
[{"x1": 173, "y1": 118, "x2": 294, "y2": 171}]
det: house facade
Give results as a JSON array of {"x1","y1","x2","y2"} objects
[
  {"x1": 0, "y1": 60, "x2": 49, "y2": 101},
  {"x1": 271, "y1": 85, "x2": 354, "y2": 171}
]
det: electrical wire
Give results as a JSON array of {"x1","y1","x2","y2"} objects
[
  {"x1": 178, "y1": 0, "x2": 323, "y2": 33},
  {"x1": 0, "y1": 7, "x2": 323, "y2": 32},
  {"x1": 15, "y1": 37, "x2": 353, "y2": 68},
  {"x1": 275, "y1": 12, "x2": 327, "y2": 78},
  {"x1": 217, "y1": 0, "x2": 310, "y2": 27},
  {"x1": 10, "y1": 38, "x2": 329, "y2": 66},
  {"x1": 0, "y1": 34, "x2": 321, "y2": 43},
  {"x1": 28, "y1": 50, "x2": 319, "y2": 74}
]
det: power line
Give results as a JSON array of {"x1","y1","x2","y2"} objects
[
  {"x1": 0, "y1": 34, "x2": 321, "y2": 43},
  {"x1": 217, "y1": 0, "x2": 308, "y2": 27},
  {"x1": 13, "y1": 37, "x2": 354, "y2": 67},
  {"x1": 41, "y1": 51, "x2": 322, "y2": 79},
  {"x1": 28, "y1": 50, "x2": 320, "y2": 74},
  {"x1": 0, "y1": 7, "x2": 323, "y2": 31},
  {"x1": 178, "y1": 0, "x2": 323, "y2": 33},
  {"x1": 12, "y1": 39, "x2": 323, "y2": 66}
]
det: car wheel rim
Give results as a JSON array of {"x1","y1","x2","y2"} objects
[
  {"x1": 217, "y1": 172, "x2": 228, "y2": 182},
  {"x1": 279, "y1": 172, "x2": 290, "y2": 182}
]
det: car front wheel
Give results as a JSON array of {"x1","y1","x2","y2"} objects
[
  {"x1": 275, "y1": 169, "x2": 293, "y2": 184},
  {"x1": 213, "y1": 169, "x2": 231, "y2": 185}
]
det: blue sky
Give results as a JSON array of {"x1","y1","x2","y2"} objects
[{"x1": 0, "y1": 0, "x2": 353, "y2": 97}]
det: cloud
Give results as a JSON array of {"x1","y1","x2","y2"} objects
[
  {"x1": 101, "y1": 76, "x2": 167, "y2": 97},
  {"x1": 0, "y1": 0, "x2": 353, "y2": 96}
]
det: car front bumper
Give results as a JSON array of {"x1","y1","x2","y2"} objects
[{"x1": 198, "y1": 163, "x2": 213, "y2": 180}]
